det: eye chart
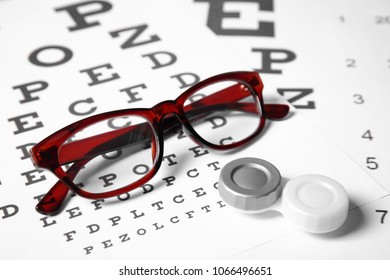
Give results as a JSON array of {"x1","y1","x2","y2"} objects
[
  {"x1": 0, "y1": 0, "x2": 389, "y2": 260},
  {"x1": 179, "y1": 0, "x2": 390, "y2": 258},
  {"x1": 181, "y1": 0, "x2": 390, "y2": 189}
]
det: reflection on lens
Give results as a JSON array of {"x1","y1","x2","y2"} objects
[
  {"x1": 183, "y1": 81, "x2": 261, "y2": 146},
  {"x1": 58, "y1": 115, "x2": 156, "y2": 194}
]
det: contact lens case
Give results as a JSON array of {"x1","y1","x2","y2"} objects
[{"x1": 219, "y1": 158, "x2": 349, "y2": 233}]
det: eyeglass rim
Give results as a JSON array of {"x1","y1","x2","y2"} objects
[{"x1": 30, "y1": 71, "x2": 278, "y2": 215}]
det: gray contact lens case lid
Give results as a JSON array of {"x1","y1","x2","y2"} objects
[{"x1": 218, "y1": 157, "x2": 283, "y2": 212}]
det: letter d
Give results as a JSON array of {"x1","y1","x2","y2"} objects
[{"x1": 0, "y1": 204, "x2": 19, "y2": 219}]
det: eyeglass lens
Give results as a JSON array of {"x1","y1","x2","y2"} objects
[
  {"x1": 56, "y1": 80, "x2": 261, "y2": 195},
  {"x1": 183, "y1": 80, "x2": 261, "y2": 146}
]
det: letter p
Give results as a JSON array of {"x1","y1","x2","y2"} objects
[{"x1": 55, "y1": 1, "x2": 113, "y2": 31}]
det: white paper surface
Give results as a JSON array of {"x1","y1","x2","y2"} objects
[{"x1": 0, "y1": 0, "x2": 388, "y2": 259}]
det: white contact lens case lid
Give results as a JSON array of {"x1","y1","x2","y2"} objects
[{"x1": 218, "y1": 158, "x2": 349, "y2": 233}]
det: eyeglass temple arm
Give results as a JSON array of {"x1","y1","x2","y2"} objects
[
  {"x1": 186, "y1": 83, "x2": 289, "y2": 120},
  {"x1": 36, "y1": 159, "x2": 90, "y2": 215},
  {"x1": 263, "y1": 104, "x2": 290, "y2": 120}
]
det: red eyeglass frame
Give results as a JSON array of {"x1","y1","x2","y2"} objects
[{"x1": 30, "y1": 71, "x2": 289, "y2": 215}]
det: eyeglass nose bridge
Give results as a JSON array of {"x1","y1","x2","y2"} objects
[
  {"x1": 152, "y1": 99, "x2": 197, "y2": 143},
  {"x1": 152, "y1": 100, "x2": 181, "y2": 122}
]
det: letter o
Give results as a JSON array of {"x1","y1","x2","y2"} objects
[
  {"x1": 133, "y1": 164, "x2": 150, "y2": 175},
  {"x1": 117, "y1": 193, "x2": 130, "y2": 201},
  {"x1": 29, "y1": 45, "x2": 73, "y2": 67}
]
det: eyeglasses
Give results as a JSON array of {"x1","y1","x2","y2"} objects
[{"x1": 30, "y1": 71, "x2": 289, "y2": 215}]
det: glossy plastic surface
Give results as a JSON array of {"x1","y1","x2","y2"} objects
[
  {"x1": 219, "y1": 157, "x2": 282, "y2": 211},
  {"x1": 281, "y1": 174, "x2": 349, "y2": 233},
  {"x1": 30, "y1": 71, "x2": 289, "y2": 215}
]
